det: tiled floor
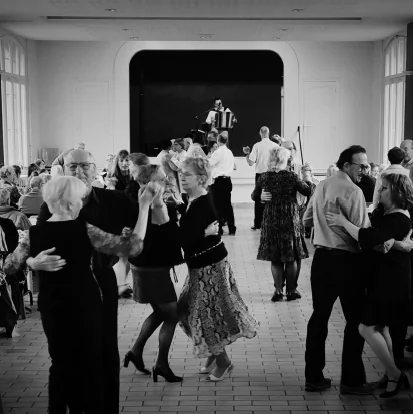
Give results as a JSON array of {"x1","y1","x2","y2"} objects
[{"x1": 2, "y1": 206, "x2": 413, "y2": 413}]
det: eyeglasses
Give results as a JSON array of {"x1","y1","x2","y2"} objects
[
  {"x1": 66, "y1": 162, "x2": 95, "y2": 172},
  {"x1": 350, "y1": 162, "x2": 370, "y2": 171}
]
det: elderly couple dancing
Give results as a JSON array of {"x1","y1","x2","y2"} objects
[{"x1": 4, "y1": 148, "x2": 258, "y2": 414}]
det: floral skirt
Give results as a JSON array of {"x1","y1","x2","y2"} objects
[{"x1": 178, "y1": 257, "x2": 259, "y2": 358}]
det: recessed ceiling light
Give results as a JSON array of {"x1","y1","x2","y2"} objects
[
  {"x1": 273, "y1": 37, "x2": 282, "y2": 40},
  {"x1": 291, "y1": 8, "x2": 304, "y2": 12},
  {"x1": 278, "y1": 28, "x2": 288, "y2": 32},
  {"x1": 105, "y1": 8, "x2": 117, "y2": 12},
  {"x1": 200, "y1": 36, "x2": 212, "y2": 39},
  {"x1": 121, "y1": 28, "x2": 131, "y2": 32},
  {"x1": 130, "y1": 37, "x2": 139, "y2": 40}
]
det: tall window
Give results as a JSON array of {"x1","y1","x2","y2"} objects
[
  {"x1": 382, "y1": 35, "x2": 406, "y2": 162},
  {"x1": 0, "y1": 36, "x2": 28, "y2": 167}
]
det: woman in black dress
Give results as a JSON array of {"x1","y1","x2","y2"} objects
[
  {"x1": 326, "y1": 173, "x2": 413, "y2": 398},
  {"x1": 124, "y1": 164, "x2": 185, "y2": 383},
  {"x1": 256, "y1": 147, "x2": 314, "y2": 302},
  {"x1": 4, "y1": 176, "x2": 158, "y2": 413}
]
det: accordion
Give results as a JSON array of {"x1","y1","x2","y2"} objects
[{"x1": 214, "y1": 110, "x2": 236, "y2": 129}]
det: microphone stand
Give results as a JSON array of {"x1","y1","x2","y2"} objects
[{"x1": 297, "y1": 126, "x2": 304, "y2": 165}]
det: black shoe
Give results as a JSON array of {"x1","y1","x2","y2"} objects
[
  {"x1": 340, "y1": 382, "x2": 376, "y2": 395},
  {"x1": 118, "y1": 286, "x2": 133, "y2": 299},
  {"x1": 251, "y1": 226, "x2": 260, "y2": 230},
  {"x1": 271, "y1": 292, "x2": 283, "y2": 302},
  {"x1": 395, "y1": 357, "x2": 413, "y2": 370},
  {"x1": 286, "y1": 292, "x2": 299, "y2": 301},
  {"x1": 152, "y1": 366, "x2": 183, "y2": 383},
  {"x1": 379, "y1": 372, "x2": 410, "y2": 398},
  {"x1": 123, "y1": 351, "x2": 151, "y2": 375},
  {"x1": 305, "y1": 378, "x2": 332, "y2": 392},
  {"x1": 294, "y1": 290, "x2": 302, "y2": 299},
  {"x1": 374, "y1": 375, "x2": 388, "y2": 389},
  {"x1": 229, "y1": 227, "x2": 236, "y2": 236}
]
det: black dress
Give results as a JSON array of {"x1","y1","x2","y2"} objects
[
  {"x1": 359, "y1": 211, "x2": 412, "y2": 327},
  {"x1": 30, "y1": 220, "x2": 105, "y2": 413}
]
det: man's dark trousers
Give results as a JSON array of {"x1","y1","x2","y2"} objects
[
  {"x1": 254, "y1": 173, "x2": 264, "y2": 229},
  {"x1": 305, "y1": 248, "x2": 366, "y2": 386},
  {"x1": 211, "y1": 176, "x2": 236, "y2": 233}
]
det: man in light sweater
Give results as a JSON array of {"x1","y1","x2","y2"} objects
[{"x1": 244, "y1": 126, "x2": 278, "y2": 230}]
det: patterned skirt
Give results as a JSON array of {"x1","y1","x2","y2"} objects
[{"x1": 178, "y1": 257, "x2": 259, "y2": 358}]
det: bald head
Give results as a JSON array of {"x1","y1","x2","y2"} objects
[{"x1": 260, "y1": 126, "x2": 269, "y2": 139}]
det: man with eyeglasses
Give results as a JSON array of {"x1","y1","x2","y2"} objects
[
  {"x1": 51, "y1": 142, "x2": 86, "y2": 167},
  {"x1": 303, "y1": 145, "x2": 375, "y2": 395},
  {"x1": 28, "y1": 149, "x2": 144, "y2": 414}
]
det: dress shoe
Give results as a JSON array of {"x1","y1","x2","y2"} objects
[
  {"x1": 395, "y1": 357, "x2": 413, "y2": 370},
  {"x1": 152, "y1": 366, "x2": 183, "y2": 383},
  {"x1": 271, "y1": 292, "x2": 283, "y2": 302},
  {"x1": 206, "y1": 363, "x2": 234, "y2": 382},
  {"x1": 199, "y1": 361, "x2": 217, "y2": 374},
  {"x1": 251, "y1": 226, "x2": 260, "y2": 230},
  {"x1": 123, "y1": 351, "x2": 151, "y2": 375},
  {"x1": 229, "y1": 227, "x2": 236, "y2": 236},
  {"x1": 305, "y1": 378, "x2": 332, "y2": 392},
  {"x1": 340, "y1": 382, "x2": 377, "y2": 395},
  {"x1": 379, "y1": 372, "x2": 410, "y2": 398},
  {"x1": 294, "y1": 290, "x2": 302, "y2": 299},
  {"x1": 286, "y1": 291, "x2": 300, "y2": 301},
  {"x1": 374, "y1": 375, "x2": 388, "y2": 389}
]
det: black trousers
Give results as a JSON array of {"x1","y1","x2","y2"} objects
[
  {"x1": 210, "y1": 176, "x2": 236, "y2": 233},
  {"x1": 305, "y1": 249, "x2": 366, "y2": 386},
  {"x1": 254, "y1": 173, "x2": 264, "y2": 229},
  {"x1": 94, "y1": 267, "x2": 120, "y2": 414},
  {"x1": 41, "y1": 302, "x2": 104, "y2": 413}
]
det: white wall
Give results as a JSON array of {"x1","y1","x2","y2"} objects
[{"x1": 29, "y1": 39, "x2": 382, "y2": 202}]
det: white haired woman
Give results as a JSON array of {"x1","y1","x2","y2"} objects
[
  {"x1": 0, "y1": 188, "x2": 31, "y2": 231},
  {"x1": 256, "y1": 147, "x2": 314, "y2": 302},
  {"x1": 4, "y1": 176, "x2": 160, "y2": 413},
  {"x1": 0, "y1": 166, "x2": 21, "y2": 208},
  {"x1": 178, "y1": 157, "x2": 259, "y2": 382}
]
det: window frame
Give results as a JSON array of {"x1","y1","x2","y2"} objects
[
  {"x1": 0, "y1": 35, "x2": 28, "y2": 167},
  {"x1": 381, "y1": 35, "x2": 407, "y2": 164}
]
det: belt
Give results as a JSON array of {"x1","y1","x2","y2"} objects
[{"x1": 315, "y1": 246, "x2": 356, "y2": 255}]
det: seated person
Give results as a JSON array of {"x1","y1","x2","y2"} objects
[
  {"x1": 0, "y1": 188, "x2": 31, "y2": 231},
  {"x1": 18, "y1": 176, "x2": 44, "y2": 217}
]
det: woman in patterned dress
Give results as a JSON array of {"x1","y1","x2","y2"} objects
[
  {"x1": 256, "y1": 147, "x2": 314, "y2": 302},
  {"x1": 178, "y1": 157, "x2": 259, "y2": 382}
]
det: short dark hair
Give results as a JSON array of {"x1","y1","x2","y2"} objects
[
  {"x1": 174, "y1": 138, "x2": 185, "y2": 149},
  {"x1": 387, "y1": 147, "x2": 405, "y2": 165},
  {"x1": 11, "y1": 165, "x2": 21, "y2": 177},
  {"x1": 336, "y1": 145, "x2": 367, "y2": 170},
  {"x1": 383, "y1": 173, "x2": 413, "y2": 210},
  {"x1": 28, "y1": 163, "x2": 40, "y2": 177},
  {"x1": 218, "y1": 135, "x2": 228, "y2": 145},
  {"x1": 34, "y1": 158, "x2": 45, "y2": 167},
  {"x1": 129, "y1": 152, "x2": 150, "y2": 167},
  {"x1": 207, "y1": 131, "x2": 218, "y2": 141}
]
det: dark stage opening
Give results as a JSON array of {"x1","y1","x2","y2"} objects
[{"x1": 129, "y1": 50, "x2": 283, "y2": 157}]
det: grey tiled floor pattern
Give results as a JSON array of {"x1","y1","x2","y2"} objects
[{"x1": 1, "y1": 206, "x2": 413, "y2": 413}]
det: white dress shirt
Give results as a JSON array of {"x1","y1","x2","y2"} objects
[
  {"x1": 206, "y1": 108, "x2": 224, "y2": 124},
  {"x1": 249, "y1": 138, "x2": 278, "y2": 174},
  {"x1": 209, "y1": 145, "x2": 235, "y2": 179}
]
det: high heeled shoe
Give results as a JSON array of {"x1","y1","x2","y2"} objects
[
  {"x1": 123, "y1": 351, "x2": 151, "y2": 375},
  {"x1": 206, "y1": 363, "x2": 234, "y2": 382},
  {"x1": 152, "y1": 366, "x2": 183, "y2": 383},
  {"x1": 379, "y1": 372, "x2": 410, "y2": 398},
  {"x1": 199, "y1": 360, "x2": 217, "y2": 374}
]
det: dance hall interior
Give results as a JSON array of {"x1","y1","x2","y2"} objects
[{"x1": 2, "y1": 0, "x2": 413, "y2": 413}]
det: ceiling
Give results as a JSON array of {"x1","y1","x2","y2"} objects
[{"x1": 0, "y1": 0, "x2": 412, "y2": 42}]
